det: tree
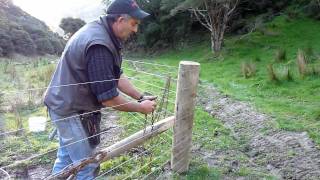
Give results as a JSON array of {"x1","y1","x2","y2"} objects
[
  {"x1": 59, "y1": 17, "x2": 86, "y2": 37},
  {"x1": 0, "y1": 29, "x2": 14, "y2": 56},
  {"x1": 172, "y1": 0, "x2": 239, "y2": 53},
  {"x1": 10, "y1": 28, "x2": 36, "y2": 55},
  {"x1": 50, "y1": 38, "x2": 65, "y2": 55},
  {"x1": 103, "y1": 0, "x2": 192, "y2": 50},
  {"x1": 35, "y1": 38, "x2": 54, "y2": 55}
]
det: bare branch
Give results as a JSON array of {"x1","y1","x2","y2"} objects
[
  {"x1": 196, "y1": 7, "x2": 212, "y2": 29},
  {"x1": 190, "y1": 9, "x2": 212, "y2": 32},
  {"x1": 227, "y1": 0, "x2": 239, "y2": 16}
]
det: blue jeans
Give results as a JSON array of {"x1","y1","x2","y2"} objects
[{"x1": 49, "y1": 109, "x2": 99, "y2": 180}]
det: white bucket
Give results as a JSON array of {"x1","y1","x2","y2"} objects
[{"x1": 28, "y1": 117, "x2": 47, "y2": 132}]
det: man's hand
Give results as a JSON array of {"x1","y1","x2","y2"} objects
[
  {"x1": 138, "y1": 95, "x2": 157, "y2": 102},
  {"x1": 139, "y1": 99, "x2": 157, "y2": 114}
]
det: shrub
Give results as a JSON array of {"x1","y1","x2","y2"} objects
[
  {"x1": 10, "y1": 29, "x2": 36, "y2": 56},
  {"x1": 0, "y1": 30, "x2": 14, "y2": 57},
  {"x1": 59, "y1": 17, "x2": 86, "y2": 36},
  {"x1": 35, "y1": 38, "x2": 54, "y2": 55},
  {"x1": 50, "y1": 38, "x2": 65, "y2": 55}
]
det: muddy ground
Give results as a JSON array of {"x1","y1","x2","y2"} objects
[{"x1": 195, "y1": 83, "x2": 320, "y2": 179}]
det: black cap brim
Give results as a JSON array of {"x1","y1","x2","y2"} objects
[{"x1": 129, "y1": 9, "x2": 150, "y2": 20}]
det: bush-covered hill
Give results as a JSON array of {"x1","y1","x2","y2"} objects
[{"x1": 0, "y1": 0, "x2": 65, "y2": 57}]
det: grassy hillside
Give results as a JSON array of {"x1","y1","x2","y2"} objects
[
  {"x1": 140, "y1": 15, "x2": 320, "y2": 145},
  {"x1": 0, "y1": 0, "x2": 65, "y2": 57}
]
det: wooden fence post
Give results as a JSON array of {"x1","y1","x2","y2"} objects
[{"x1": 171, "y1": 61, "x2": 200, "y2": 173}]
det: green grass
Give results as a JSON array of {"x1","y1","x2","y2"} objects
[
  {"x1": 0, "y1": 57, "x2": 58, "y2": 168},
  {"x1": 139, "y1": 16, "x2": 320, "y2": 146},
  {"x1": 1, "y1": 15, "x2": 319, "y2": 178},
  {"x1": 98, "y1": 61, "x2": 273, "y2": 178}
]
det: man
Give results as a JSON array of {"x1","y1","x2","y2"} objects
[{"x1": 44, "y1": 0, "x2": 156, "y2": 179}]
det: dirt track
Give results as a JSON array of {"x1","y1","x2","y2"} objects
[{"x1": 196, "y1": 83, "x2": 320, "y2": 179}]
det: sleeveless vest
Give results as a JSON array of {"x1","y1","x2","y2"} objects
[{"x1": 44, "y1": 16, "x2": 121, "y2": 116}]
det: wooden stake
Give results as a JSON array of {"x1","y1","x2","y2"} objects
[{"x1": 171, "y1": 61, "x2": 200, "y2": 173}]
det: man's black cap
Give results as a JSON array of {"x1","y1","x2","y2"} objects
[{"x1": 106, "y1": 0, "x2": 150, "y2": 20}]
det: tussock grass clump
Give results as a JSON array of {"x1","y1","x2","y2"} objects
[
  {"x1": 304, "y1": 46, "x2": 314, "y2": 62},
  {"x1": 283, "y1": 66, "x2": 294, "y2": 81},
  {"x1": 297, "y1": 49, "x2": 307, "y2": 78},
  {"x1": 0, "y1": 92, "x2": 4, "y2": 112},
  {"x1": 42, "y1": 64, "x2": 55, "y2": 85},
  {"x1": 309, "y1": 64, "x2": 320, "y2": 76},
  {"x1": 267, "y1": 64, "x2": 279, "y2": 82},
  {"x1": 5, "y1": 64, "x2": 17, "y2": 81},
  {"x1": 1, "y1": 59, "x2": 10, "y2": 73},
  {"x1": 241, "y1": 61, "x2": 256, "y2": 78},
  {"x1": 275, "y1": 48, "x2": 287, "y2": 62}
]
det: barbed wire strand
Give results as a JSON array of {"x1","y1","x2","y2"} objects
[
  {"x1": 128, "y1": 77, "x2": 177, "y2": 94},
  {"x1": 51, "y1": 112, "x2": 184, "y2": 179},
  {"x1": 142, "y1": 159, "x2": 169, "y2": 180},
  {"x1": 123, "y1": 59, "x2": 177, "y2": 69},
  {"x1": 123, "y1": 130, "x2": 194, "y2": 180},
  {"x1": 0, "y1": 167, "x2": 11, "y2": 180},
  {"x1": 97, "y1": 110, "x2": 197, "y2": 179},
  {"x1": 132, "y1": 86, "x2": 176, "y2": 105},
  {"x1": 0, "y1": 100, "x2": 163, "y2": 169},
  {"x1": 96, "y1": 119, "x2": 192, "y2": 179},
  {"x1": 0, "y1": 100, "x2": 137, "y2": 137},
  {"x1": 123, "y1": 67, "x2": 176, "y2": 80},
  {"x1": 2, "y1": 78, "x2": 124, "y2": 94}
]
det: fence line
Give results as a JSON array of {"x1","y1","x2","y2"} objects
[
  {"x1": 2, "y1": 78, "x2": 125, "y2": 95},
  {"x1": 131, "y1": 86, "x2": 176, "y2": 106},
  {"x1": 123, "y1": 59, "x2": 177, "y2": 69},
  {"x1": 123, "y1": 67, "x2": 176, "y2": 79},
  {"x1": 95, "y1": 110, "x2": 196, "y2": 179},
  {"x1": 0, "y1": 100, "x2": 137, "y2": 137},
  {"x1": 129, "y1": 77, "x2": 177, "y2": 94},
  {"x1": 1, "y1": 60, "x2": 201, "y2": 179},
  {"x1": 97, "y1": 118, "x2": 192, "y2": 179}
]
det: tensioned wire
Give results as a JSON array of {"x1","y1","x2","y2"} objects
[
  {"x1": 49, "y1": 110, "x2": 196, "y2": 179},
  {"x1": 1, "y1": 59, "x2": 199, "y2": 177},
  {"x1": 1, "y1": 93, "x2": 194, "y2": 169},
  {"x1": 95, "y1": 111, "x2": 197, "y2": 179}
]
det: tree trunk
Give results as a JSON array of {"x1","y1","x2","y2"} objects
[{"x1": 211, "y1": 31, "x2": 223, "y2": 53}]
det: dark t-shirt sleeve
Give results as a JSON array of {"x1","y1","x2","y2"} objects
[{"x1": 86, "y1": 45, "x2": 119, "y2": 102}]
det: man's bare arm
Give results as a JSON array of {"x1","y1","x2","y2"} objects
[
  {"x1": 118, "y1": 74, "x2": 142, "y2": 100},
  {"x1": 101, "y1": 95, "x2": 155, "y2": 114}
]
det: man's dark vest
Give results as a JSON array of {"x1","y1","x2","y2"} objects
[{"x1": 44, "y1": 16, "x2": 121, "y2": 116}]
